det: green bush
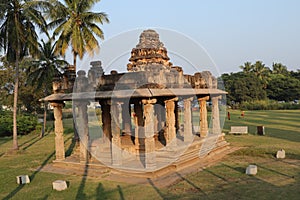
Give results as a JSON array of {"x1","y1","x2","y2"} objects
[
  {"x1": 240, "y1": 100, "x2": 300, "y2": 110},
  {"x1": 0, "y1": 111, "x2": 38, "y2": 137}
]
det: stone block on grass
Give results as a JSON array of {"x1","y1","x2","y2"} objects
[
  {"x1": 246, "y1": 165, "x2": 257, "y2": 175},
  {"x1": 276, "y1": 149, "x2": 285, "y2": 159},
  {"x1": 16, "y1": 175, "x2": 30, "y2": 184},
  {"x1": 53, "y1": 180, "x2": 68, "y2": 191}
]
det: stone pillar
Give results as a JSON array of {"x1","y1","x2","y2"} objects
[
  {"x1": 75, "y1": 101, "x2": 90, "y2": 162},
  {"x1": 51, "y1": 102, "x2": 65, "y2": 161},
  {"x1": 142, "y1": 99, "x2": 157, "y2": 169},
  {"x1": 111, "y1": 101, "x2": 122, "y2": 166},
  {"x1": 198, "y1": 96, "x2": 209, "y2": 137},
  {"x1": 134, "y1": 101, "x2": 144, "y2": 151},
  {"x1": 122, "y1": 103, "x2": 132, "y2": 135},
  {"x1": 165, "y1": 97, "x2": 178, "y2": 146},
  {"x1": 184, "y1": 97, "x2": 193, "y2": 142},
  {"x1": 175, "y1": 101, "x2": 179, "y2": 132},
  {"x1": 100, "y1": 100, "x2": 112, "y2": 142},
  {"x1": 212, "y1": 95, "x2": 221, "y2": 134}
]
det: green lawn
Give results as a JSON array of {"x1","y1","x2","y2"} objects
[{"x1": 0, "y1": 109, "x2": 299, "y2": 199}]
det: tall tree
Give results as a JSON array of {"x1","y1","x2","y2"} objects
[
  {"x1": 27, "y1": 39, "x2": 68, "y2": 137},
  {"x1": 239, "y1": 62, "x2": 253, "y2": 73},
  {"x1": 46, "y1": 0, "x2": 109, "y2": 71},
  {"x1": 0, "y1": 0, "x2": 47, "y2": 150},
  {"x1": 272, "y1": 62, "x2": 289, "y2": 76}
]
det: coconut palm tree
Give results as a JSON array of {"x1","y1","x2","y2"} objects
[
  {"x1": 239, "y1": 62, "x2": 253, "y2": 73},
  {"x1": 46, "y1": 0, "x2": 109, "y2": 71},
  {"x1": 272, "y1": 62, "x2": 289, "y2": 75},
  {"x1": 27, "y1": 39, "x2": 68, "y2": 137},
  {"x1": 0, "y1": 0, "x2": 48, "y2": 150}
]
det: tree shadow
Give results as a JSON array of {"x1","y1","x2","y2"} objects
[
  {"x1": 96, "y1": 183, "x2": 107, "y2": 200},
  {"x1": 65, "y1": 138, "x2": 76, "y2": 157},
  {"x1": 2, "y1": 151, "x2": 55, "y2": 200},
  {"x1": 22, "y1": 135, "x2": 47, "y2": 151},
  {"x1": 18, "y1": 134, "x2": 40, "y2": 148},
  {"x1": 117, "y1": 185, "x2": 125, "y2": 200},
  {"x1": 203, "y1": 168, "x2": 229, "y2": 183},
  {"x1": 147, "y1": 178, "x2": 166, "y2": 199},
  {"x1": 175, "y1": 172, "x2": 207, "y2": 196}
]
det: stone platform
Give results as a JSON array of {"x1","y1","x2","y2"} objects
[{"x1": 41, "y1": 134, "x2": 231, "y2": 186}]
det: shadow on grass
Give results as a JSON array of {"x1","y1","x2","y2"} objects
[
  {"x1": 175, "y1": 172, "x2": 207, "y2": 196},
  {"x1": 3, "y1": 151, "x2": 55, "y2": 200},
  {"x1": 266, "y1": 127, "x2": 300, "y2": 143},
  {"x1": 117, "y1": 185, "x2": 125, "y2": 200},
  {"x1": 147, "y1": 178, "x2": 166, "y2": 199},
  {"x1": 0, "y1": 137, "x2": 11, "y2": 147},
  {"x1": 203, "y1": 168, "x2": 229, "y2": 183},
  {"x1": 65, "y1": 138, "x2": 77, "y2": 157}
]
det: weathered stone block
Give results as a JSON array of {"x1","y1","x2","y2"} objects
[
  {"x1": 276, "y1": 149, "x2": 285, "y2": 159},
  {"x1": 229, "y1": 126, "x2": 248, "y2": 134},
  {"x1": 16, "y1": 175, "x2": 30, "y2": 184},
  {"x1": 53, "y1": 180, "x2": 68, "y2": 191},
  {"x1": 246, "y1": 165, "x2": 257, "y2": 175}
]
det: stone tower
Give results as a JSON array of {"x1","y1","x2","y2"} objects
[{"x1": 127, "y1": 29, "x2": 173, "y2": 72}]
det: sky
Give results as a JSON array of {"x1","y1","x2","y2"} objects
[{"x1": 77, "y1": 0, "x2": 300, "y2": 75}]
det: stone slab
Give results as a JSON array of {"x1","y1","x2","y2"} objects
[
  {"x1": 276, "y1": 149, "x2": 285, "y2": 159},
  {"x1": 16, "y1": 175, "x2": 30, "y2": 184},
  {"x1": 246, "y1": 165, "x2": 257, "y2": 175},
  {"x1": 229, "y1": 126, "x2": 248, "y2": 134},
  {"x1": 53, "y1": 180, "x2": 68, "y2": 191}
]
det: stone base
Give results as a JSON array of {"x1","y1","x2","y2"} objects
[
  {"x1": 53, "y1": 180, "x2": 68, "y2": 191},
  {"x1": 16, "y1": 175, "x2": 30, "y2": 184},
  {"x1": 246, "y1": 165, "x2": 257, "y2": 175}
]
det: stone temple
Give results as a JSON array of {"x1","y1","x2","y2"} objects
[{"x1": 43, "y1": 29, "x2": 229, "y2": 176}]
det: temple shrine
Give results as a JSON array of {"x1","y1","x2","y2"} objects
[{"x1": 43, "y1": 29, "x2": 229, "y2": 176}]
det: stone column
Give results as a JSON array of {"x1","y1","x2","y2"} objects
[
  {"x1": 100, "y1": 100, "x2": 112, "y2": 142},
  {"x1": 122, "y1": 103, "x2": 132, "y2": 135},
  {"x1": 51, "y1": 102, "x2": 65, "y2": 161},
  {"x1": 212, "y1": 95, "x2": 221, "y2": 134},
  {"x1": 165, "y1": 97, "x2": 178, "y2": 146},
  {"x1": 183, "y1": 97, "x2": 193, "y2": 142},
  {"x1": 142, "y1": 99, "x2": 157, "y2": 169},
  {"x1": 75, "y1": 101, "x2": 90, "y2": 162},
  {"x1": 134, "y1": 101, "x2": 144, "y2": 151},
  {"x1": 198, "y1": 96, "x2": 209, "y2": 137},
  {"x1": 111, "y1": 101, "x2": 122, "y2": 166},
  {"x1": 175, "y1": 101, "x2": 179, "y2": 132}
]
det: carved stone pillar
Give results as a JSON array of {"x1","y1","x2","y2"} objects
[
  {"x1": 75, "y1": 101, "x2": 90, "y2": 162},
  {"x1": 184, "y1": 97, "x2": 193, "y2": 142},
  {"x1": 100, "y1": 100, "x2": 112, "y2": 142},
  {"x1": 165, "y1": 97, "x2": 178, "y2": 146},
  {"x1": 111, "y1": 101, "x2": 122, "y2": 166},
  {"x1": 175, "y1": 101, "x2": 179, "y2": 132},
  {"x1": 134, "y1": 101, "x2": 144, "y2": 151},
  {"x1": 212, "y1": 95, "x2": 221, "y2": 134},
  {"x1": 142, "y1": 99, "x2": 157, "y2": 169},
  {"x1": 122, "y1": 103, "x2": 132, "y2": 135},
  {"x1": 198, "y1": 96, "x2": 209, "y2": 137},
  {"x1": 51, "y1": 102, "x2": 65, "y2": 161}
]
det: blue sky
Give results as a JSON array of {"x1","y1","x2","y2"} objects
[{"x1": 87, "y1": 0, "x2": 300, "y2": 74}]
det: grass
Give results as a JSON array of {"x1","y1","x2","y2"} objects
[{"x1": 0, "y1": 109, "x2": 299, "y2": 199}]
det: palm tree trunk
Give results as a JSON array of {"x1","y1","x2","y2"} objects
[
  {"x1": 73, "y1": 52, "x2": 77, "y2": 72},
  {"x1": 40, "y1": 102, "x2": 47, "y2": 138},
  {"x1": 12, "y1": 51, "x2": 20, "y2": 150}
]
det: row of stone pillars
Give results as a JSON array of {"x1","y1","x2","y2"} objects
[{"x1": 50, "y1": 94, "x2": 222, "y2": 169}]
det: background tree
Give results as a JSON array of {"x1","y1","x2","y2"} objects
[
  {"x1": 27, "y1": 39, "x2": 68, "y2": 137},
  {"x1": 0, "y1": 0, "x2": 47, "y2": 150},
  {"x1": 272, "y1": 62, "x2": 289, "y2": 76},
  {"x1": 46, "y1": 0, "x2": 109, "y2": 71}
]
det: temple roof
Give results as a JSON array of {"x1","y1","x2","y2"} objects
[{"x1": 42, "y1": 88, "x2": 227, "y2": 102}]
